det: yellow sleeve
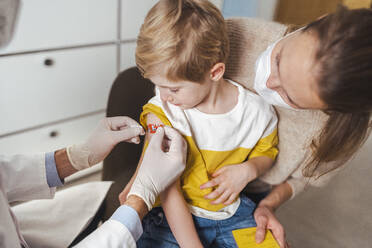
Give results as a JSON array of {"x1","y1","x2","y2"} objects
[
  {"x1": 139, "y1": 103, "x2": 173, "y2": 207},
  {"x1": 249, "y1": 128, "x2": 279, "y2": 161},
  {"x1": 140, "y1": 103, "x2": 172, "y2": 130},
  {"x1": 139, "y1": 102, "x2": 173, "y2": 155}
]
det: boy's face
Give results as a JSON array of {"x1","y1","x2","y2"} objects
[{"x1": 149, "y1": 74, "x2": 213, "y2": 110}]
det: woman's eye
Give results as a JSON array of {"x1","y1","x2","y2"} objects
[{"x1": 170, "y1": 89, "x2": 179, "y2": 93}]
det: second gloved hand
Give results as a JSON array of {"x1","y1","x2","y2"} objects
[{"x1": 128, "y1": 126, "x2": 187, "y2": 211}]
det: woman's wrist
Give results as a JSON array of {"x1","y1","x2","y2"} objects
[
  {"x1": 258, "y1": 189, "x2": 282, "y2": 211},
  {"x1": 258, "y1": 182, "x2": 293, "y2": 211},
  {"x1": 258, "y1": 199, "x2": 276, "y2": 212}
]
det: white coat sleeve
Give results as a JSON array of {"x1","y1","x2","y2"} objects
[
  {"x1": 74, "y1": 220, "x2": 137, "y2": 248},
  {"x1": 75, "y1": 205, "x2": 143, "y2": 248},
  {"x1": 0, "y1": 154, "x2": 55, "y2": 203}
]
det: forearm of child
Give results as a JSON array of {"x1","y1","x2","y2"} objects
[
  {"x1": 119, "y1": 140, "x2": 146, "y2": 203},
  {"x1": 161, "y1": 180, "x2": 203, "y2": 248},
  {"x1": 120, "y1": 151, "x2": 144, "y2": 196},
  {"x1": 244, "y1": 156, "x2": 274, "y2": 179}
]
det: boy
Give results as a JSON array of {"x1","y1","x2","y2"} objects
[{"x1": 123, "y1": 0, "x2": 278, "y2": 247}]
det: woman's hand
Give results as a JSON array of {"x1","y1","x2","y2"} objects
[
  {"x1": 200, "y1": 162, "x2": 257, "y2": 205},
  {"x1": 254, "y1": 205, "x2": 289, "y2": 248}
]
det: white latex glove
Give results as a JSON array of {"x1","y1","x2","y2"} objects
[
  {"x1": 67, "y1": 116, "x2": 145, "y2": 170},
  {"x1": 128, "y1": 126, "x2": 187, "y2": 211}
]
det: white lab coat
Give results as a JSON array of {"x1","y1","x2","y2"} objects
[
  {"x1": 75, "y1": 219, "x2": 136, "y2": 248},
  {"x1": 0, "y1": 154, "x2": 137, "y2": 248}
]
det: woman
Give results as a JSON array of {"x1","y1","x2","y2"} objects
[
  {"x1": 112, "y1": 5, "x2": 371, "y2": 248},
  {"x1": 223, "y1": 6, "x2": 372, "y2": 248}
]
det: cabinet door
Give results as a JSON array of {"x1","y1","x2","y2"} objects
[
  {"x1": 0, "y1": 113, "x2": 105, "y2": 182},
  {"x1": 0, "y1": 45, "x2": 116, "y2": 135},
  {"x1": 120, "y1": 42, "x2": 136, "y2": 72},
  {"x1": 121, "y1": 0, "x2": 159, "y2": 40},
  {"x1": 0, "y1": 113, "x2": 104, "y2": 155},
  {"x1": 0, "y1": 0, "x2": 117, "y2": 55}
]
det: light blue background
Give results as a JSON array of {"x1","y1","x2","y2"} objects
[{"x1": 222, "y1": 0, "x2": 258, "y2": 18}]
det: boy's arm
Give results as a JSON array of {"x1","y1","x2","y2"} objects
[
  {"x1": 161, "y1": 180, "x2": 203, "y2": 248},
  {"x1": 243, "y1": 155, "x2": 274, "y2": 179},
  {"x1": 142, "y1": 113, "x2": 202, "y2": 248},
  {"x1": 119, "y1": 142, "x2": 146, "y2": 204}
]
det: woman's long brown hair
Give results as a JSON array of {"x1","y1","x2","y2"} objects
[{"x1": 302, "y1": 6, "x2": 372, "y2": 177}]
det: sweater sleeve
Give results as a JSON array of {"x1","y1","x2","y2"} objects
[{"x1": 286, "y1": 161, "x2": 347, "y2": 199}]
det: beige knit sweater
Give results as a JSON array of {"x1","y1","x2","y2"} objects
[{"x1": 225, "y1": 18, "x2": 343, "y2": 198}]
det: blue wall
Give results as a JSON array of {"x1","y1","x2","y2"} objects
[{"x1": 222, "y1": 0, "x2": 258, "y2": 18}]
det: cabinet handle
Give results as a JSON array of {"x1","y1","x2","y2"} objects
[
  {"x1": 49, "y1": 131, "x2": 59, "y2": 138},
  {"x1": 44, "y1": 58, "x2": 54, "y2": 67}
]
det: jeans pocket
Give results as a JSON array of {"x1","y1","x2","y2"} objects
[
  {"x1": 154, "y1": 211, "x2": 165, "y2": 226},
  {"x1": 149, "y1": 208, "x2": 171, "y2": 228}
]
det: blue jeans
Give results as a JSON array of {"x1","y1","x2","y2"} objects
[{"x1": 137, "y1": 195, "x2": 257, "y2": 248}]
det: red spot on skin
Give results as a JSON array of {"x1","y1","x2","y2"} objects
[{"x1": 148, "y1": 124, "x2": 164, "y2": 133}]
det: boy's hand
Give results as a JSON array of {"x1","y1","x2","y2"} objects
[{"x1": 200, "y1": 162, "x2": 258, "y2": 205}]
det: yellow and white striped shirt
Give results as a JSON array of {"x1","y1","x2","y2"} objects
[{"x1": 140, "y1": 80, "x2": 278, "y2": 219}]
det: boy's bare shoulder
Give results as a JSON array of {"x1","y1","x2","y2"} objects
[{"x1": 146, "y1": 112, "x2": 164, "y2": 126}]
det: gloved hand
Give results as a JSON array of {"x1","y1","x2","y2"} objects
[
  {"x1": 128, "y1": 126, "x2": 187, "y2": 211},
  {"x1": 67, "y1": 116, "x2": 145, "y2": 170}
]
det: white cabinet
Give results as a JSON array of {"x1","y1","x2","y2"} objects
[
  {"x1": 0, "y1": 46, "x2": 116, "y2": 135},
  {"x1": 0, "y1": 2, "x2": 154, "y2": 180},
  {"x1": 119, "y1": 1, "x2": 158, "y2": 71},
  {"x1": 0, "y1": 113, "x2": 104, "y2": 155},
  {"x1": 120, "y1": 42, "x2": 137, "y2": 72},
  {"x1": 0, "y1": 0, "x2": 117, "y2": 55},
  {"x1": 0, "y1": 1, "x2": 224, "y2": 174}
]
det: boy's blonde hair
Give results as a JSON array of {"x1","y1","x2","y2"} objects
[{"x1": 136, "y1": 0, "x2": 229, "y2": 82}]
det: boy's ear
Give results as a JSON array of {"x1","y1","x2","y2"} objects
[{"x1": 209, "y1": 63, "x2": 225, "y2": 82}]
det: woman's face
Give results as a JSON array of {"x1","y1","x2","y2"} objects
[{"x1": 267, "y1": 30, "x2": 327, "y2": 110}]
